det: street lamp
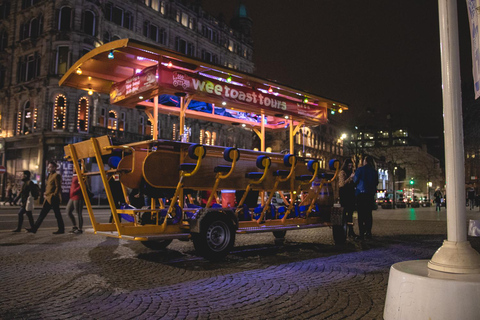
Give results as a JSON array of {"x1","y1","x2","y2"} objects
[{"x1": 428, "y1": 181, "x2": 433, "y2": 203}]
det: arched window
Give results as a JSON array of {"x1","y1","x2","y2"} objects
[
  {"x1": 17, "y1": 101, "x2": 35, "y2": 135},
  {"x1": 77, "y1": 97, "x2": 89, "y2": 132},
  {"x1": 107, "y1": 110, "x2": 117, "y2": 130},
  {"x1": 84, "y1": 10, "x2": 95, "y2": 36},
  {"x1": 53, "y1": 94, "x2": 66, "y2": 130},
  {"x1": 211, "y1": 132, "x2": 216, "y2": 146},
  {"x1": 58, "y1": 7, "x2": 72, "y2": 31}
]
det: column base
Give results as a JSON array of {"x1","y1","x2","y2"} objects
[
  {"x1": 384, "y1": 260, "x2": 480, "y2": 320},
  {"x1": 428, "y1": 240, "x2": 480, "y2": 273}
]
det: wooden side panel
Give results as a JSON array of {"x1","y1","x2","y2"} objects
[
  {"x1": 118, "y1": 150, "x2": 148, "y2": 189},
  {"x1": 64, "y1": 136, "x2": 112, "y2": 160}
]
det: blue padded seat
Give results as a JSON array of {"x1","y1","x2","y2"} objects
[
  {"x1": 320, "y1": 173, "x2": 334, "y2": 180},
  {"x1": 296, "y1": 175, "x2": 313, "y2": 181},
  {"x1": 179, "y1": 163, "x2": 197, "y2": 171},
  {"x1": 273, "y1": 170, "x2": 289, "y2": 177},
  {"x1": 214, "y1": 165, "x2": 232, "y2": 173},
  {"x1": 246, "y1": 172, "x2": 264, "y2": 179}
]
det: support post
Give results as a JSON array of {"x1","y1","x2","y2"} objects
[{"x1": 428, "y1": 0, "x2": 480, "y2": 273}]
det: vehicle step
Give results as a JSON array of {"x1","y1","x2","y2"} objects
[
  {"x1": 86, "y1": 229, "x2": 190, "y2": 241},
  {"x1": 236, "y1": 223, "x2": 329, "y2": 234}
]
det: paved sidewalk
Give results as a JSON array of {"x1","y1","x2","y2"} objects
[{"x1": 1, "y1": 206, "x2": 479, "y2": 319}]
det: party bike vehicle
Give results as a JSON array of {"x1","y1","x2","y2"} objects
[{"x1": 60, "y1": 39, "x2": 349, "y2": 260}]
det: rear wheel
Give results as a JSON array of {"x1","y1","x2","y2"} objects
[
  {"x1": 141, "y1": 239, "x2": 173, "y2": 250},
  {"x1": 192, "y1": 213, "x2": 235, "y2": 260}
]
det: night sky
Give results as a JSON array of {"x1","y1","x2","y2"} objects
[{"x1": 202, "y1": 0, "x2": 475, "y2": 142}]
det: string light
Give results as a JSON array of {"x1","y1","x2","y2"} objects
[
  {"x1": 226, "y1": 76, "x2": 232, "y2": 83},
  {"x1": 303, "y1": 97, "x2": 308, "y2": 103},
  {"x1": 54, "y1": 94, "x2": 67, "y2": 130},
  {"x1": 338, "y1": 108, "x2": 343, "y2": 113},
  {"x1": 76, "y1": 68, "x2": 82, "y2": 75},
  {"x1": 88, "y1": 89, "x2": 93, "y2": 95},
  {"x1": 167, "y1": 61, "x2": 173, "y2": 68},
  {"x1": 108, "y1": 51, "x2": 114, "y2": 59},
  {"x1": 77, "y1": 97, "x2": 90, "y2": 132},
  {"x1": 268, "y1": 87, "x2": 273, "y2": 93}
]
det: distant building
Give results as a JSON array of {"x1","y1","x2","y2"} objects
[
  {"x1": 344, "y1": 127, "x2": 444, "y2": 201},
  {"x1": 0, "y1": 0, "x2": 253, "y2": 198}
]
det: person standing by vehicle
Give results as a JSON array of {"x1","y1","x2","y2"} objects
[
  {"x1": 338, "y1": 158, "x2": 357, "y2": 238},
  {"x1": 67, "y1": 174, "x2": 84, "y2": 234},
  {"x1": 11, "y1": 171, "x2": 36, "y2": 232},
  {"x1": 26, "y1": 161, "x2": 65, "y2": 234},
  {"x1": 353, "y1": 155, "x2": 378, "y2": 240},
  {"x1": 434, "y1": 188, "x2": 443, "y2": 211},
  {"x1": 467, "y1": 188, "x2": 475, "y2": 210}
]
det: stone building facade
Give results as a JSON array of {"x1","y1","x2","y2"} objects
[{"x1": 0, "y1": 0, "x2": 254, "y2": 198}]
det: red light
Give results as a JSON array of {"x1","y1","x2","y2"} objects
[
  {"x1": 167, "y1": 61, "x2": 173, "y2": 68},
  {"x1": 268, "y1": 87, "x2": 273, "y2": 93}
]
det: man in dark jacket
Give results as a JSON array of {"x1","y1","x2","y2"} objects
[
  {"x1": 353, "y1": 155, "x2": 378, "y2": 240},
  {"x1": 26, "y1": 161, "x2": 64, "y2": 234}
]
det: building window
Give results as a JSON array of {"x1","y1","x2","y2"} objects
[
  {"x1": 20, "y1": 15, "x2": 43, "y2": 40},
  {"x1": 0, "y1": 2, "x2": 10, "y2": 21},
  {"x1": 105, "y1": 3, "x2": 132, "y2": 29},
  {"x1": 58, "y1": 7, "x2": 72, "y2": 31},
  {"x1": 17, "y1": 101, "x2": 35, "y2": 135},
  {"x1": 17, "y1": 52, "x2": 40, "y2": 82},
  {"x1": 98, "y1": 108, "x2": 106, "y2": 126},
  {"x1": 201, "y1": 50, "x2": 218, "y2": 64},
  {"x1": 175, "y1": 37, "x2": 194, "y2": 56},
  {"x1": 21, "y1": 0, "x2": 39, "y2": 10},
  {"x1": 107, "y1": 110, "x2": 117, "y2": 130},
  {"x1": 138, "y1": 116, "x2": 145, "y2": 135},
  {"x1": 77, "y1": 97, "x2": 89, "y2": 133},
  {"x1": 56, "y1": 46, "x2": 69, "y2": 75},
  {"x1": 118, "y1": 112, "x2": 125, "y2": 131},
  {"x1": 0, "y1": 29, "x2": 7, "y2": 51},
  {"x1": 143, "y1": 21, "x2": 159, "y2": 42},
  {"x1": 0, "y1": 66, "x2": 5, "y2": 89},
  {"x1": 53, "y1": 94, "x2": 66, "y2": 130},
  {"x1": 83, "y1": 10, "x2": 96, "y2": 36}
]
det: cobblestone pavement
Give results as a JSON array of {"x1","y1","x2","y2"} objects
[{"x1": 1, "y1": 207, "x2": 480, "y2": 320}]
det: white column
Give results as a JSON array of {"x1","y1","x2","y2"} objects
[{"x1": 428, "y1": 0, "x2": 480, "y2": 273}]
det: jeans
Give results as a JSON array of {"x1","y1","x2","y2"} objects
[
  {"x1": 66, "y1": 199, "x2": 84, "y2": 230},
  {"x1": 31, "y1": 198, "x2": 64, "y2": 232}
]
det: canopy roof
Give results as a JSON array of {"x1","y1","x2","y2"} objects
[{"x1": 59, "y1": 38, "x2": 348, "y2": 128}]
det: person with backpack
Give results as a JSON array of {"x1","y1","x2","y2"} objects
[{"x1": 11, "y1": 171, "x2": 37, "y2": 232}]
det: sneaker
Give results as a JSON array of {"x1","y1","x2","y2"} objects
[
  {"x1": 25, "y1": 228, "x2": 36, "y2": 234},
  {"x1": 69, "y1": 227, "x2": 78, "y2": 234},
  {"x1": 52, "y1": 230, "x2": 65, "y2": 235},
  {"x1": 73, "y1": 229, "x2": 83, "y2": 234}
]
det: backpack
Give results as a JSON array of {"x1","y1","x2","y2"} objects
[{"x1": 30, "y1": 182, "x2": 40, "y2": 200}]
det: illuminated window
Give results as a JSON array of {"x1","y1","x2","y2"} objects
[
  {"x1": 56, "y1": 46, "x2": 69, "y2": 75},
  {"x1": 118, "y1": 112, "x2": 125, "y2": 131},
  {"x1": 107, "y1": 110, "x2": 117, "y2": 130},
  {"x1": 98, "y1": 108, "x2": 106, "y2": 126},
  {"x1": 77, "y1": 97, "x2": 89, "y2": 133},
  {"x1": 17, "y1": 101, "x2": 35, "y2": 135},
  {"x1": 53, "y1": 94, "x2": 66, "y2": 130}
]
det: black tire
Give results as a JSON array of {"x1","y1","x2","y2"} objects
[
  {"x1": 141, "y1": 239, "x2": 173, "y2": 250},
  {"x1": 192, "y1": 213, "x2": 235, "y2": 260},
  {"x1": 273, "y1": 230, "x2": 287, "y2": 239},
  {"x1": 333, "y1": 225, "x2": 347, "y2": 245}
]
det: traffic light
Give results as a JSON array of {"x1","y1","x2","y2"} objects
[{"x1": 409, "y1": 178, "x2": 414, "y2": 185}]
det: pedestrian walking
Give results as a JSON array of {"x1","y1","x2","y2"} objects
[
  {"x1": 11, "y1": 171, "x2": 36, "y2": 232},
  {"x1": 66, "y1": 175, "x2": 84, "y2": 234},
  {"x1": 338, "y1": 158, "x2": 357, "y2": 238},
  {"x1": 353, "y1": 155, "x2": 378, "y2": 240},
  {"x1": 467, "y1": 187, "x2": 475, "y2": 210},
  {"x1": 26, "y1": 161, "x2": 65, "y2": 234},
  {"x1": 434, "y1": 188, "x2": 442, "y2": 212}
]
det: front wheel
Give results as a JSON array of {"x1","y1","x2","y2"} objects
[
  {"x1": 141, "y1": 239, "x2": 173, "y2": 250},
  {"x1": 192, "y1": 214, "x2": 235, "y2": 260}
]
